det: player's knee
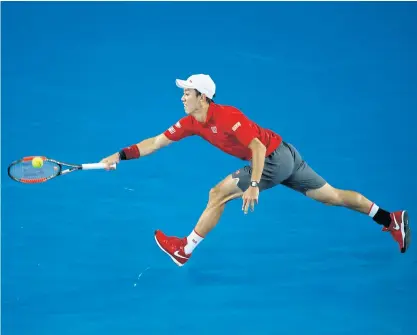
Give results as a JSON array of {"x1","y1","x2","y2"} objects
[
  {"x1": 208, "y1": 186, "x2": 223, "y2": 204},
  {"x1": 208, "y1": 184, "x2": 232, "y2": 206},
  {"x1": 319, "y1": 188, "x2": 344, "y2": 206},
  {"x1": 326, "y1": 189, "x2": 345, "y2": 206}
]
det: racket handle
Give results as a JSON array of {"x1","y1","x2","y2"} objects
[{"x1": 81, "y1": 163, "x2": 117, "y2": 170}]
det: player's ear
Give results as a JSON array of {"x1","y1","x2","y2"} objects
[{"x1": 200, "y1": 93, "x2": 207, "y2": 102}]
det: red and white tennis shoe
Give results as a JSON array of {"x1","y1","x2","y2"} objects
[
  {"x1": 382, "y1": 210, "x2": 411, "y2": 253},
  {"x1": 154, "y1": 230, "x2": 191, "y2": 266}
]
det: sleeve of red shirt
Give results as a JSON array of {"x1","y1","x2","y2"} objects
[
  {"x1": 220, "y1": 108, "x2": 258, "y2": 147},
  {"x1": 163, "y1": 115, "x2": 195, "y2": 141}
]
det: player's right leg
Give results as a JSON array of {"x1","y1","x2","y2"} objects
[
  {"x1": 153, "y1": 143, "x2": 297, "y2": 266},
  {"x1": 154, "y1": 173, "x2": 244, "y2": 266}
]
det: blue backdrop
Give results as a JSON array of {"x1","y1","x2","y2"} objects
[{"x1": 2, "y1": 2, "x2": 417, "y2": 334}]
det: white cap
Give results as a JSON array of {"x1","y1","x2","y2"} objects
[{"x1": 175, "y1": 74, "x2": 216, "y2": 99}]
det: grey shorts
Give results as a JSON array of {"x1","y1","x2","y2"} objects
[{"x1": 232, "y1": 141, "x2": 326, "y2": 195}]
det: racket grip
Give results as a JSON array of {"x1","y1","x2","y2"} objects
[{"x1": 81, "y1": 163, "x2": 117, "y2": 170}]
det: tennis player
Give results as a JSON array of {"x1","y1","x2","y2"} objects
[{"x1": 101, "y1": 74, "x2": 411, "y2": 266}]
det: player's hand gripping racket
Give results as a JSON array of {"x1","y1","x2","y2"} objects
[{"x1": 7, "y1": 156, "x2": 116, "y2": 184}]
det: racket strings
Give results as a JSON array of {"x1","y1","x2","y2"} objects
[{"x1": 9, "y1": 160, "x2": 60, "y2": 182}]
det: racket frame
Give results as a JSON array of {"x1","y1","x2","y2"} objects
[{"x1": 7, "y1": 156, "x2": 113, "y2": 184}]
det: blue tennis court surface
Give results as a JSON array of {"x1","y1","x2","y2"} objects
[{"x1": 2, "y1": 2, "x2": 417, "y2": 334}]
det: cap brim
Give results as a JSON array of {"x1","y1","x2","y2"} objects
[{"x1": 175, "y1": 79, "x2": 195, "y2": 89}]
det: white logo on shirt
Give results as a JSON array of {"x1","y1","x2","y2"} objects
[
  {"x1": 211, "y1": 126, "x2": 217, "y2": 133},
  {"x1": 168, "y1": 126, "x2": 176, "y2": 134},
  {"x1": 232, "y1": 122, "x2": 241, "y2": 132},
  {"x1": 175, "y1": 121, "x2": 182, "y2": 128}
]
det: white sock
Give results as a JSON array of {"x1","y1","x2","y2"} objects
[
  {"x1": 184, "y1": 230, "x2": 204, "y2": 255},
  {"x1": 368, "y1": 203, "x2": 379, "y2": 218}
]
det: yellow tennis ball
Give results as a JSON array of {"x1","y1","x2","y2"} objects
[{"x1": 32, "y1": 157, "x2": 44, "y2": 168}]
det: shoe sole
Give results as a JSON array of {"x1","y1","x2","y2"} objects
[
  {"x1": 154, "y1": 232, "x2": 184, "y2": 267},
  {"x1": 401, "y1": 211, "x2": 411, "y2": 253}
]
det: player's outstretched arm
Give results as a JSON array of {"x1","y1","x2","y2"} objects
[
  {"x1": 100, "y1": 133, "x2": 173, "y2": 169},
  {"x1": 134, "y1": 133, "x2": 173, "y2": 156}
]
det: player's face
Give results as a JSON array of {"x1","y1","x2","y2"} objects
[{"x1": 181, "y1": 89, "x2": 202, "y2": 115}]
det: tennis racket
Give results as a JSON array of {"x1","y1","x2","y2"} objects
[{"x1": 8, "y1": 156, "x2": 116, "y2": 184}]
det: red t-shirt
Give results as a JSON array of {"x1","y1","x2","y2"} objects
[{"x1": 163, "y1": 103, "x2": 282, "y2": 161}]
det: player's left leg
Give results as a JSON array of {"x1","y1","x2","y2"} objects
[
  {"x1": 305, "y1": 183, "x2": 410, "y2": 253},
  {"x1": 305, "y1": 182, "x2": 373, "y2": 214},
  {"x1": 281, "y1": 142, "x2": 411, "y2": 253}
]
